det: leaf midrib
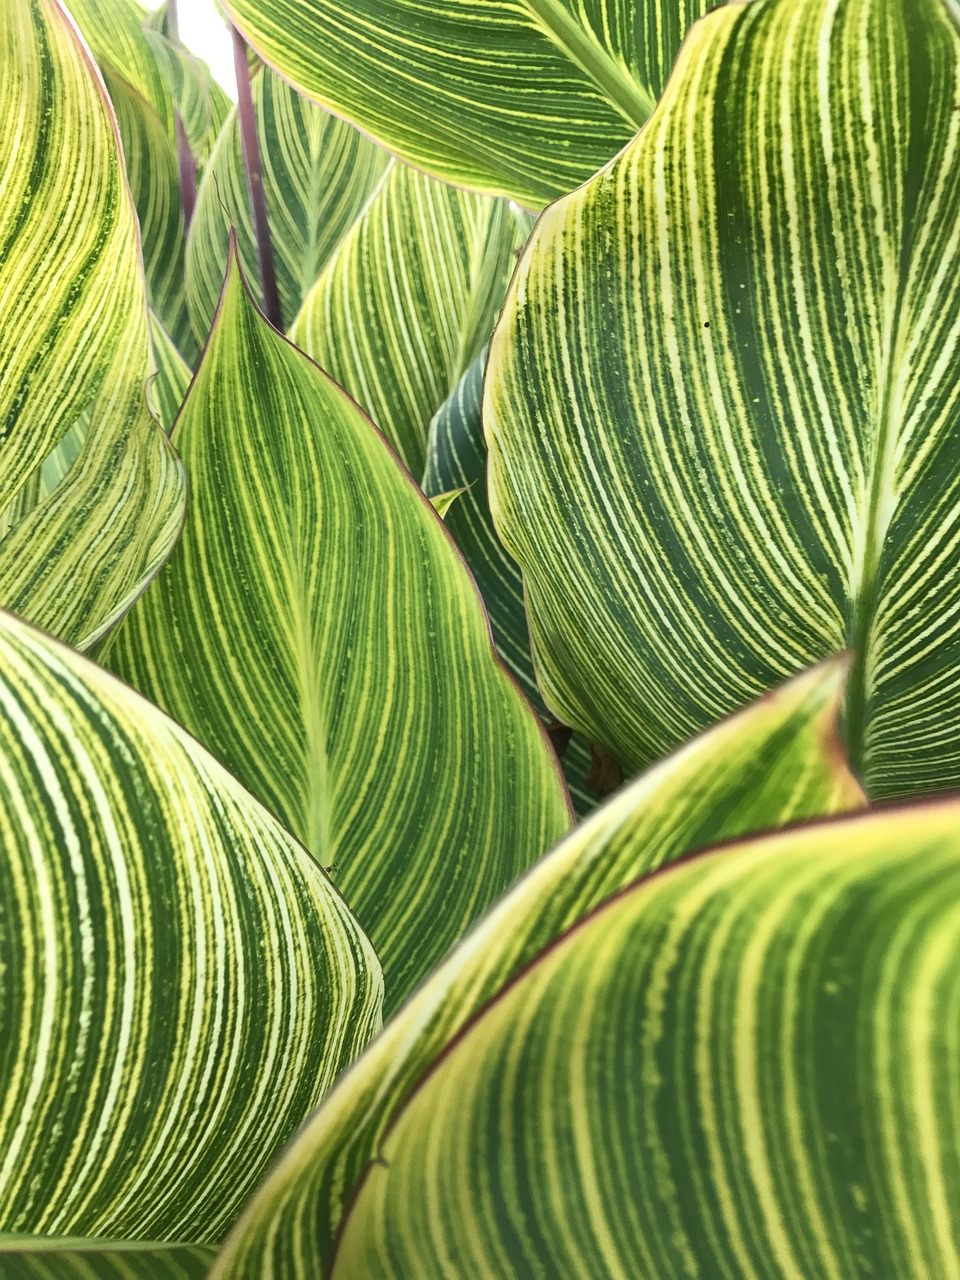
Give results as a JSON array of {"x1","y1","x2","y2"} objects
[{"x1": 519, "y1": 0, "x2": 655, "y2": 129}]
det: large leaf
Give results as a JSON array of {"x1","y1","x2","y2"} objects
[
  {"x1": 486, "y1": 0, "x2": 960, "y2": 800},
  {"x1": 105, "y1": 252, "x2": 571, "y2": 1010},
  {"x1": 289, "y1": 162, "x2": 519, "y2": 475},
  {"x1": 210, "y1": 663, "x2": 864, "y2": 1278},
  {"x1": 0, "y1": 610, "x2": 381, "y2": 1244},
  {"x1": 330, "y1": 799, "x2": 960, "y2": 1276},
  {"x1": 219, "y1": 0, "x2": 713, "y2": 208},
  {"x1": 144, "y1": 25, "x2": 231, "y2": 171},
  {"x1": 0, "y1": 1237, "x2": 213, "y2": 1279},
  {"x1": 0, "y1": 0, "x2": 184, "y2": 648},
  {"x1": 423, "y1": 354, "x2": 599, "y2": 815},
  {"x1": 186, "y1": 67, "x2": 389, "y2": 340},
  {"x1": 65, "y1": 0, "x2": 173, "y2": 131}
]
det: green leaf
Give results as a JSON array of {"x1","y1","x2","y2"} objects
[
  {"x1": 148, "y1": 312, "x2": 192, "y2": 433},
  {"x1": 424, "y1": 354, "x2": 599, "y2": 815},
  {"x1": 0, "y1": 609, "x2": 381, "y2": 1243},
  {"x1": 186, "y1": 68, "x2": 389, "y2": 341},
  {"x1": 0, "y1": 1237, "x2": 213, "y2": 1279},
  {"x1": 427, "y1": 487, "x2": 468, "y2": 519},
  {"x1": 219, "y1": 0, "x2": 714, "y2": 208},
  {"x1": 0, "y1": 0, "x2": 185, "y2": 649},
  {"x1": 103, "y1": 65, "x2": 193, "y2": 359},
  {"x1": 210, "y1": 662, "x2": 864, "y2": 1277},
  {"x1": 487, "y1": 0, "x2": 960, "y2": 801},
  {"x1": 289, "y1": 161, "x2": 519, "y2": 475},
  {"x1": 105, "y1": 252, "x2": 571, "y2": 1010},
  {"x1": 66, "y1": 0, "x2": 174, "y2": 133},
  {"x1": 330, "y1": 797, "x2": 960, "y2": 1277}
]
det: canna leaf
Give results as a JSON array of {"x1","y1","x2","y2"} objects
[
  {"x1": 218, "y1": 0, "x2": 714, "y2": 209},
  {"x1": 148, "y1": 312, "x2": 192, "y2": 433},
  {"x1": 289, "y1": 161, "x2": 519, "y2": 475},
  {"x1": 487, "y1": 0, "x2": 960, "y2": 800},
  {"x1": 103, "y1": 65, "x2": 192, "y2": 358},
  {"x1": 0, "y1": 609, "x2": 381, "y2": 1244},
  {"x1": 210, "y1": 662, "x2": 864, "y2": 1278},
  {"x1": 186, "y1": 68, "x2": 389, "y2": 341},
  {"x1": 66, "y1": 0, "x2": 173, "y2": 133},
  {"x1": 0, "y1": 1237, "x2": 214, "y2": 1279},
  {"x1": 424, "y1": 354, "x2": 598, "y2": 815},
  {"x1": 0, "y1": 0, "x2": 185, "y2": 649},
  {"x1": 330, "y1": 799, "x2": 960, "y2": 1277},
  {"x1": 144, "y1": 26, "x2": 231, "y2": 171},
  {"x1": 105, "y1": 250, "x2": 571, "y2": 1010}
]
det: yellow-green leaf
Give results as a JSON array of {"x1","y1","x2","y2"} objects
[
  {"x1": 487, "y1": 0, "x2": 960, "y2": 800},
  {"x1": 105, "y1": 253, "x2": 571, "y2": 1010},
  {"x1": 219, "y1": 0, "x2": 714, "y2": 208},
  {"x1": 210, "y1": 662, "x2": 863, "y2": 1278},
  {"x1": 0, "y1": 1237, "x2": 214, "y2": 1279},
  {"x1": 289, "y1": 161, "x2": 519, "y2": 475},
  {"x1": 186, "y1": 67, "x2": 389, "y2": 340},
  {"x1": 148, "y1": 311, "x2": 191, "y2": 433},
  {"x1": 0, "y1": 0, "x2": 185, "y2": 649},
  {"x1": 331, "y1": 798, "x2": 960, "y2": 1277},
  {"x1": 0, "y1": 609, "x2": 381, "y2": 1244}
]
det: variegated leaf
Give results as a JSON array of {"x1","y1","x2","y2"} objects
[
  {"x1": 487, "y1": 0, "x2": 960, "y2": 799},
  {"x1": 290, "y1": 162, "x2": 519, "y2": 475},
  {"x1": 0, "y1": 609, "x2": 381, "y2": 1245},
  {"x1": 105, "y1": 252, "x2": 571, "y2": 1010}
]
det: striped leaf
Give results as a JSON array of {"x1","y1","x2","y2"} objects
[
  {"x1": 0, "y1": 1237, "x2": 213, "y2": 1279},
  {"x1": 0, "y1": 609, "x2": 381, "y2": 1243},
  {"x1": 219, "y1": 0, "x2": 714, "y2": 209},
  {"x1": 65, "y1": 0, "x2": 173, "y2": 132},
  {"x1": 103, "y1": 65, "x2": 192, "y2": 358},
  {"x1": 186, "y1": 67, "x2": 389, "y2": 341},
  {"x1": 487, "y1": 0, "x2": 960, "y2": 800},
  {"x1": 211, "y1": 662, "x2": 864, "y2": 1278},
  {"x1": 148, "y1": 312, "x2": 192, "y2": 433},
  {"x1": 330, "y1": 798, "x2": 960, "y2": 1277},
  {"x1": 144, "y1": 27, "x2": 231, "y2": 171},
  {"x1": 0, "y1": 0, "x2": 185, "y2": 649},
  {"x1": 424, "y1": 354, "x2": 599, "y2": 815},
  {"x1": 289, "y1": 162, "x2": 519, "y2": 475},
  {"x1": 105, "y1": 252, "x2": 571, "y2": 1010}
]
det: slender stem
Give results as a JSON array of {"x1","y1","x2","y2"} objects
[
  {"x1": 231, "y1": 22, "x2": 283, "y2": 330},
  {"x1": 166, "y1": 0, "x2": 197, "y2": 230}
]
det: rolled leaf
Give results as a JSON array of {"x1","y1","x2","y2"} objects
[
  {"x1": 66, "y1": 0, "x2": 174, "y2": 132},
  {"x1": 144, "y1": 26, "x2": 231, "y2": 170},
  {"x1": 105, "y1": 251, "x2": 571, "y2": 1009},
  {"x1": 0, "y1": 609, "x2": 381, "y2": 1244},
  {"x1": 219, "y1": 0, "x2": 713, "y2": 208},
  {"x1": 0, "y1": 0, "x2": 185, "y2": 648},
  {"x1": 186, "y1": 67, "x2": 389, "y2": 340},
  {"x1": 290, "y1": 162, "x2": 518, "y2": 474},
  {"x1": 0, "y1": 1237, "x2": 213, "y2": 1279},
  {"x1": 424, "y1": 354, "x2": 598, "y2": 815},
  {"x1": 330, "y1": 799, "x2": 960, "y2": 1277},
  {"x1": 487, "y1": 0, "x2": 960, "y2": 799},
  {"x1": 210, "y1": 662, "x2": 864, "y2": 1278}
]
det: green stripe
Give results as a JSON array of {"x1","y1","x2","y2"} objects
[
  {"x1": 0, "y1": 609, "x2": 381, "y2": 1245},
  {"x1": 0, "y1": 1237, "x2": 214, "y2": 1279},
  {"x1": 210, "y1": 662, "x2": 863, "y2": 1277},
  {"x1": 219, "y1": 0, "x2": 714, "y2": 207},
  {"x1": 105, "y1": 253, "x2": 570, "y2": 1011},
  {"x1": 486, "y1": 0, "x2": 960, "y2": 800},
  {"x1": 290, "y1": 161, "x2": 519, "y2": 475}
]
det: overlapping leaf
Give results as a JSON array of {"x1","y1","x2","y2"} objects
[
  {"x1": 106, "y1": 254, "x2": 571, "y2": 1010},
  {"x1": 186, "y1": 67, "x2": 389, "y2": 340},
  {"x1": 0, "y1": 0, "x2": 184, "y2": 648},
  {"x1": 211, "y1": 663, "x2": 864, "y2": 1277},
  {"x1": 144, "y1": 24, "x2": 230, "y2": 171},
  {"x1": 290, "y1": 162, "x2": 519, "y2": 475},
  {"x1": 0, "y1": 610, "x2": 382, "y2": 1245},
  {"x1": 148, "y1": 312, "x2": 191, "y2": 433},
  {"x1": 487, "y1": 0, "x2": 960, "y2": 799},
  {"x1": 220, "y1": 0, "x2": 714, "y2": 208},
  {"x1": 66, "y1": 0, "x2": 173, "y2": 131},
  {"x1": 424, "y1": 355, "x2": 598, "y2": 814},
  {"x1": 330, "y1": 800, "x2": 960, "y2": 1276}
]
